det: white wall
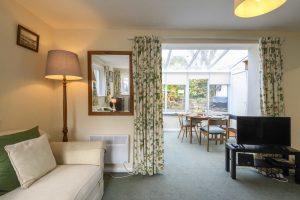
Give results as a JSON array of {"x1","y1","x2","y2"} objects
[
  {"x1": 0, "y1": 0, "x2": 54, "y2": 135},
  {"x1": 247, "y1": 45, "x2": 261, "y2": 116},
  {"x1": 230, "y1": 71, "x2": 248, "y2": 115}
]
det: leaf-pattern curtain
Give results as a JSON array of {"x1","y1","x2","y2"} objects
[
  {"x1": 104, "y1": 65, "x2": 111, "y2": 103},
  {"x1": 114, "y1": 70, "x2": 121, "y2": 96},
  {"x1": 92, "y1": 82, "x2": 99, "y2": 106},
  {"x1": 260, "y1": 37, "x2": 285, "y2": 116},
  {"x1": 92, "y1": 69, "x2": 99, "y2": 107},
  {"x1": 132, "y1": 36, "x2": 164, "y2": 175},
  {"x1": 258, "y1": 37, "x2": 285, "y2": 174}
]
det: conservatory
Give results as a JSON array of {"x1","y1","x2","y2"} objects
[{"x1": 162, "y1": 44, "x2": 251, "y2": 116}]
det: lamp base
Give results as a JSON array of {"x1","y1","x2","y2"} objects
[
  {"x1": 63, "y1": 127, "x2": 68, "y2": 142},
  {"x1": 62, "y1": 78, "x2": 68, "y2": 142}
]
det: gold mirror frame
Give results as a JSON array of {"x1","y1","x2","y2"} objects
[{"x1": 87, "y1": 51, "x2": 133, "y2": 116}]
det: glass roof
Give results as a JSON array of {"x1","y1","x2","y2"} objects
[{"x1": 162, "y1": 49, "x2": 248, "y2": 72}]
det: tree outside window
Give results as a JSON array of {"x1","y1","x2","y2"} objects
[
  {"x1": 189, "y1": 79, "x2": 208, "y2": 112},
  {"x1": 163, "y1": 85, "x2": 185, "y2": 112}
]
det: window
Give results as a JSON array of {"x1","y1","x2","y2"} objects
[
  {"x1": 121, "y1": 72, "x2": 129, "y2": 95},
  {"x1": 163, "y1": 85, "x2": 185, "y2": 112},
  {"x1": 189, "y1": 79, "x2": 208, "y2": 112},
  {"x1": 162, "y1": 47, "x2": 249, "y2": 114},
  {"x1": 209, "y1": 85, "x2": 228, "y2": 113},
  {"x1": 94, "y1": 66, "x2": 106, "y2": 96}
]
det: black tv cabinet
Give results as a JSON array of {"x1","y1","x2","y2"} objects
[{"x1": 225, "y1": 143, "x2": 300, "y2": 183}]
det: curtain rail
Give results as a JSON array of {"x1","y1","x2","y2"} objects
[{"x1": 128, "y1": 36, "x2": 259, "y2": 42}]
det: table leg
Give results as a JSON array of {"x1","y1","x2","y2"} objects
[
  {"x1": 190, "y1": 118, "x2": 193, "y2": 144},
  {"x1": 230, "y1": 150, "x2": 236, "y2": 179},
  {"x1": 295, "y1": 153, "x2": 300, "y2": 184},
  {"x1": 282, "y1": 154, "x2": 289, "y2": 176},
  {"x1": 225, "y1": 146, "x2": 230, "y2": 172}
]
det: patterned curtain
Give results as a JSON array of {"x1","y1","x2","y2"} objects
[
  {"x1": 104, "y1": 65, "x2": 111, "y2": 103},
  {"x1": 257, "y1": 37, "x2": 285, "y2": 174},
  {"x1": 114, "y1": 70, "x2": 121, "y2": 96},
  {"x1": 132, "y1": 36, "x2": 164, "y2": 175},
  {"x1": 259, "y1": 37, "x2": 285, "y2": 116},
  {"x1": 92, "y1": 82, "x2": 99, "y2": 106},
  {"x1": 92, "y1": 69, "x2": 99, "y2": 107}
]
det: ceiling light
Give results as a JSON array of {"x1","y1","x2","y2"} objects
[{"x1": 234, "y1": 0, "x2": 287, "y2": 18}]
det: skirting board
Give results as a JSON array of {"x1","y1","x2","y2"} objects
[{"x1": 104, "y1": 166, "x2": 133, "y2": 173}]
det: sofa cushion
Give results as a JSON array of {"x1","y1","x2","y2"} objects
[
  {"x1": 5, "y1": 135, "x2": 56, "y2": 188},
  {"x1": 0, "y1": 126, "x2": 40, "y2": 196},
  {"x1": 50, "y1": 141, "x2": 106, "y2": 166},
  {"x1": 0, "y1": 165, "x2": 102, "y2": 200}
]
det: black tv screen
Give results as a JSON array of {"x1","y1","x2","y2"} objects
[{"x1": 237, "y1": 116, "x2": 291, "y2": 146}]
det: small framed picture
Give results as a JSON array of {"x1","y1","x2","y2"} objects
[
  {"x1": 109, "y1": 71, "x2": 113, "y2": 82},
  {"x1": 16, "y1": 25, "x2": 39, "y2": 52}
]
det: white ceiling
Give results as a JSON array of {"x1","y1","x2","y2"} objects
[
  {"x1": 93, "y1": 55, "x2": 129, "y2": 69},
  {"x1": 15, "y1": 0, "x2": 300, "y2": 30}
]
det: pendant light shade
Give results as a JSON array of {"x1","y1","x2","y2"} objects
[{"x1": 234, "y1": 0, "x2": 287, "y2": 18}]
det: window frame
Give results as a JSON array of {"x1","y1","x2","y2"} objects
[{"x1": 93, "y1": 65, "x2": 106, "y2": 97}]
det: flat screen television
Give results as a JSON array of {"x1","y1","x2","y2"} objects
[{"x1": 236, "y1": 116, "x2": 291, "y2": 146}]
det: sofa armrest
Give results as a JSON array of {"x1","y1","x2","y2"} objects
[{"x1": 50, "y1": 142, "x2": 106, "y2": 169}]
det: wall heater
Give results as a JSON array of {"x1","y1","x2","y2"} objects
[{"x1": 90, "y1": 135, "x2": 129, "y2": 164}]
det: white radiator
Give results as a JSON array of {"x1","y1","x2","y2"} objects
[{"x1": 90, "y1": 135, "x2": 129, "y2": 164}]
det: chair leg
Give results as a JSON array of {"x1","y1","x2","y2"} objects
[
  {"x1": 220, "y1": 134, "x2": 224, "y2": 144},
  {"x1": 177, "y1": 128, "x2": 182, "y2": 138},
  {"x1": 199, "y1": 130, "x2": 202, "y2": 145},
  {"x1": 181, "y1": 129, "x2": 185, "y2": 142},
  {"x1": 215, "y1": 134, "x2": 218, "y2": 145},
  {"x1": 194, "y1": 127, "x2": 200, "y2": 144},
  {"x1": 207, "y1": 133, "x2": 210, "y2": 152}
]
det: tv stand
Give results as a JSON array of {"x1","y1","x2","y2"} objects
[{"x1": 225, "y1": 143, "x2": 300, "y2": 184}]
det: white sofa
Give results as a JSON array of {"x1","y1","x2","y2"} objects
[{"x1": 1, "y1": 141, "x2": 106, "y2": 200}]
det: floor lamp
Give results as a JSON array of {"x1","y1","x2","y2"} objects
[{"x1": 45, "y1": 50, "x2": 82, "y2": 142}]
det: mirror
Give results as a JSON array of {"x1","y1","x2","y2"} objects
[{"x1": 88, "y1": 51, "x2": 133, "y2": 115}]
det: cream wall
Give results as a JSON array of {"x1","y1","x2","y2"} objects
[
  {"x1": 0, "y1": 0, "x2": 54, "y2": 135},
  {"x1": 283, "y1": 33, "x2": 300, "y2": 150},
  {"x1": 1, "y1": 1, "x2": 300, "y2": 170},
  {"x1": 50, "y1": 29, "x2": 300, "y2": 170}
]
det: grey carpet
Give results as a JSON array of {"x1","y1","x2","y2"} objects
[{"x1": 102, "y1": 132, "x2": 300, "y2": 200}]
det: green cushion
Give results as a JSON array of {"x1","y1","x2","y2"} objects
[
  {"x1": 201, "y1": 125, "x2": 225, "y2": 134},
  {"x1": 0, "y1": 126, "x2": 40, "y2": 196}
]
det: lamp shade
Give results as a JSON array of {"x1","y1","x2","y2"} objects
[
  {"x1": 111, "y1": 98, "x2": 117, "y2": 104},
  {"x1": 45, "y1": 50, "x2": 82, "y2": 80},
  {"x1": 234, "y1": 0, "x2": 287, "y2": 18}
]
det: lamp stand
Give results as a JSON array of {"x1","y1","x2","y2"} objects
[
  {"x1": 112, "y1": 103, "x2": 116, "y2": 112},
  {"x1": 62, "y1": 77, "x2": 68, "y2": 142}
]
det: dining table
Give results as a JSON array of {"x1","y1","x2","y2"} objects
[{"x1": 183, "y1": 113, "x2": 226, "y2": 144}]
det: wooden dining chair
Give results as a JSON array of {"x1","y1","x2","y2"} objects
[
  {"x1": 227, "y1": 114, "x2": 237, "y2": 139},
  {"x1": 177, "y1": 114, "x2": 199, "y2": 143},
  {"x1": 199, "y1": 118, "x2": 228, "y2": 152}
]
